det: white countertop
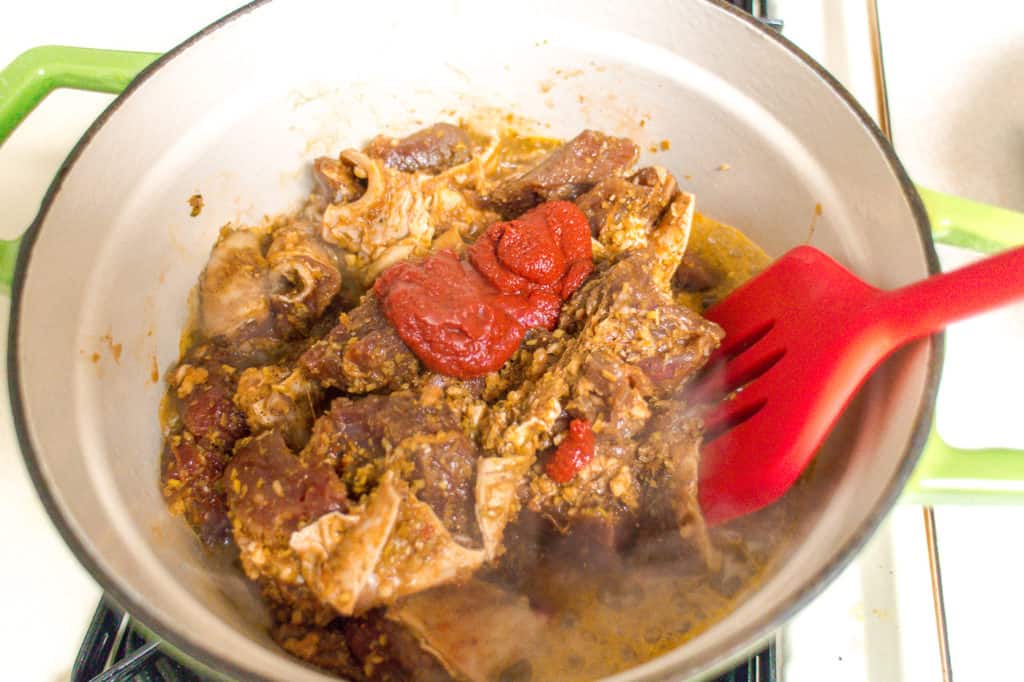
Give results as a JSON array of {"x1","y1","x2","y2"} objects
[{"x1": 2, "y1": 2, "x2": 1023, "y2": 681}]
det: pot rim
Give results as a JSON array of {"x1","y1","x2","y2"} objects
[{"x1": 7, "y1": 1, "x2": 942, "y2": 680}]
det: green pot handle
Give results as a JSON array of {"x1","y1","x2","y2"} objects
[
  {"x1": 0, "y1": 45, "x2": 160, "y2": 292},
  {"x1": 905, "y1": 186, "x2": 1024, "y2": 504}
]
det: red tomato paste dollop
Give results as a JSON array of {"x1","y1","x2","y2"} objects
[
  {"x1": 373, "y1": 201, "x2": 593, "y2": 378},
  {"x1": 545, "y1": 418, "x2": 596, "y2": 483}
]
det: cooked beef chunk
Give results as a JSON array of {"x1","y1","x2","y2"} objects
[
  {"x1": 160, "y1": 359, "x2": 248, "y2": 545},
  {"x1": 299, "y1": 297, "x2": 421, "y2": 393},
  {"x1": 271, "y1": 620, "x2": 365, "y2": 680},
  {"x1": 199, "y1": 228, "x2": 272, "y2": 341},
  {"x1": 284, "y1": 380, "x2": 516, "y2": 615},
  {"x1": 267, "y1": 220, "x2": 342, "y2": 333},
  {"x1": 302, "y1": 395, "x2": 385, "y2": 481},
  {"x1": 161, "y1": 433, "x2": 231, "y2": 545},
  {"x1": 407, "y1": 432, "x2": 481, "y2": 543},
  {"x1": 290, "y1": 472, "x2": 487, "y2": 615},
  {"x1": 482, "y1": 244, "x2": 721, "y2": 465},
  {"x1": 234, "y1": 366, "x2": 320, "y2": 450},
  {"x1": 672, "y1": 252, "x2": 720, "y2": 293},
  {"x1": 262, "y1": 577, "x2": 339, "y2": 628},
  {"x1": 303, "y1": 386, "x2": 482, "y2": 542},
  {"x1": 495, "y1": 509, "x2": 635, "y2": 578},
  {"x1": 171, "y1": 361, "x2": 248, "y2": 450},
  {"x1": 224, "y1": 431, "x2": 348, "y2": 613},
  {"x1": 576, "y1": 166, "x2": 677, "y2": 257},
  {"x1": 366, "y1": 123, "x2": 473, "y2": 175},
  {"x1": 528, "y1": 434, "x2": 640, "y2": 536},
  {"x1": 386, "y1": 581, "x2": 547, "y2": 682},
  {"x1": 180, "y1": 337, "x2": 297, "y2": 373},
  {"x1": 487, "y1": 130, "x2": 639, "y2": 216},
  {"x1": 344, "y1": 611, "x2": 453, "y2": 682},
  {"x1": 569, "y1": 349, "x2": 653, "y2": 437},
  {"x1": 313, "y1": 155, "x2": 367, "y2": 204},
  {"x1": 635, "y1": 404, "x2": 715, "y2": 567},
  {"x1": 482, "y1": 204, "x2": 720, "y2": 546},
  {"x1": 561, "y1": 252, "x2": 724, "y2": 397}
]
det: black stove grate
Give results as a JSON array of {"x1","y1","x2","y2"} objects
[{"x1": 72, "y1": 598, "x2": 777, "y2": 682}]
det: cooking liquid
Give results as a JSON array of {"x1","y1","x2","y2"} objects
[{"x1": 486, "y1": 491, "x2": 790, "y2": 682}]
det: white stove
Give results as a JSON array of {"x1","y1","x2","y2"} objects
[{"x1": 1, "y1": 2, "x2": 1022, "y2": 680}]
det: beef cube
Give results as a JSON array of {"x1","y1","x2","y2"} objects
[
  {"x1": 366, "y1": 123, "x2": 473, "y2": 174},
  {"x1": 487, "y1": 130, "x2": 639, "y2": 216},
  {"x1": 161, "y1": 433, "x2": 231, "y2": 545},
  {"x1": 224, "y1": 431, "x2": 348, "y2": 603},
  {"x1": 299, "y1": 297, "x2": 421, "y2": 393}
]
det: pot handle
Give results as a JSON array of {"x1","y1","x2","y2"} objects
[
  {"x1": 904, "y1": 186, "x2": 1024, "y2": 504},
  {"x1": 0, "y1": 46, "x2": 160, "y2": 290}
]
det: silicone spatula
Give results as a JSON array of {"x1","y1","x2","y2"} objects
[{"x1": 693, "y1": 244, "x2": 1024, "y2": 526}]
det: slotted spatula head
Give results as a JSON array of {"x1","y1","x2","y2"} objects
[
  {"x1": 694, "y1": 246, "x2": 890, "y2": 527},
  {"x1": 694, "y1": 241, "x2": 1024, "y2": 526}
]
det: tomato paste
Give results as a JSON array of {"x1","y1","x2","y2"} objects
[
  {"x1": 374, "y1": 201, "x2": 593, "y2": 378},
  {"x1": 544, "y1": 418, "x2": 596, "y2": 483}
]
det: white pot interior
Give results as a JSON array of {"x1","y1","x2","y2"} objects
[{"x1": 13, "y1": 1, "x2": 934, "y2": 680}]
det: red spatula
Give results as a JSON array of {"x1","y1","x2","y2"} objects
[{"x1": 693, "y1": 244, "x2": 1024, "y2": 527}]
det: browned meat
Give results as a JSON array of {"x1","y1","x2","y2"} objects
[
  {"x1": 483, "y1": 234, "x2": 721, "y2": 548},
  {"x1": 285, "y1": 382, "x2": 510, "y2": 615},
  {"x1": 160, "y1": 433, "x2": 231, "y2": 544},
  {"x1": 266, "y1": 220, "x2": 342, "y2": 333},
  {"x1": 569, "y1": 349, "x2": 653, "y2": 438},
  {"x1": 561, "y1": 253, "x2": 724, "y2": 397},
  {"x1": 313, "y1": 155, "x2": 367, "y2": 204},
  {"x1": 199, "y1": 228, "x2": 272, "y2": 341},
  {"x1": 386, "y1": 580, "x2": 548, "y2": 682},
  {"x1": 171, "y1": 361, "x2": 247, "y2": 450},
  {"x1": 345, "y1": 612, "x2": 453, "y2": 682},
  {"x1": 482, "y1": 244, "x2": 720, "y2": 460},
  {"x1": 366, "y1": 123, "x2": 473, "y2": 175},
  {"x1": 224, "y1": 431, "x2": 349, "y2": 615},
  {"x1": 299, "y1": 297, "x2": 421, "y2": 393},
  {"x1": 290, "y1": 472, "x2": 487, "y2": 615},
  {"x1": 673, "y1": 252, "x2": 720, "y2": 293},
  {"x1": 271, "y1": 620, "x2": 365, "y2": 680},
  {"x1": 576, "y1": 166, "x2": 677, "y2": 257},
  {"x1": 178, "y1": 337, "x2": 295, "y2": 373},
  {"x1": 303, "y1": 386, "x2": 482, "y2": 542},
  {"x1": 635, "y1": 404, "x2": 715, "y2": 567},
  {"x1": 160, "y1": 359, "x2": 248, "y2": 545},
  {"x1": 486, "y1": 130, "x2": 639, "y2": 216},
  {"x1": 158, "y1": 122, "x2": 773, "y2": 679},
  {"x1": 234, "y1": 366, "x2": 321, "y2": 450},
  {"x1": 302, "y1": 395, "x2": 385, "y2": 484}
]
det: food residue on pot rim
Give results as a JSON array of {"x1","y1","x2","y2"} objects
[
  {"x1": 101, "y1": 334, "x2": 123, "y2": 363},
  {"x1": 806, "y1": 202, "x2": 824, "y2": 243},
  {"x1": 188, "y1": 194, "x2": 204, "y2": 217}
]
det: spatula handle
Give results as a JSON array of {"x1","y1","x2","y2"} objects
[{"x1": 878, "y1": 245, "x2": 1024, "y2": 342}]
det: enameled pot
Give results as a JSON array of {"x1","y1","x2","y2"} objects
[{"x1": 3, "y1": 1, "x2": 1023, "y2": 679}]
